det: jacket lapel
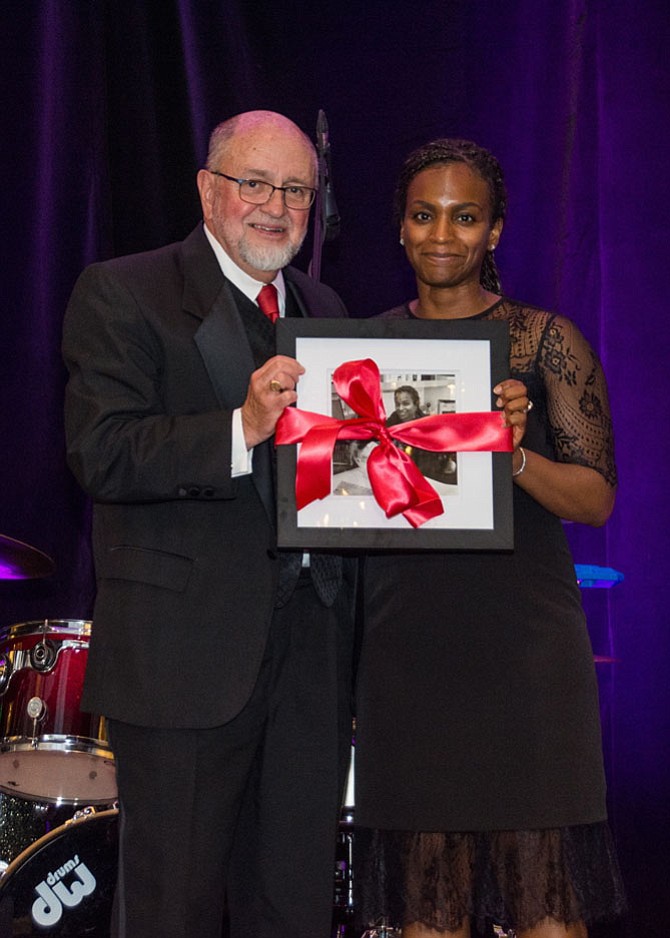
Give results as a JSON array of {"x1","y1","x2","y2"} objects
[
  {"x1": 183, "y1": 226, "x2": 276, "y2": 526},
  {"x1": 285, "y1": 275, "x2": 308, "y2": 318},
  {"x1": 193, "y1": 281, "x2": 255, "y2": 410}
]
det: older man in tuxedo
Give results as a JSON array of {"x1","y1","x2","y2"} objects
[{"x1": 63, "y1": 110, "x2": 355, "y2": 938}]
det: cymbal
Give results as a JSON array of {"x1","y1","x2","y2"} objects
[{"x1": 0, "y1": 534, "x2": 55, "y2": 580}]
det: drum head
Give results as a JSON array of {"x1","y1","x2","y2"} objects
[
  {"x1": 0, "y1": 809, "x2": 117, "y2": 936},
  {"x1": 0, "y1": 750, "x2": 117, "y2": 805}
]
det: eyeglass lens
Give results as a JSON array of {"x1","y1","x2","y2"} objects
[{"x1": 239, "y1": 179, "x2": 313, "y2": 209}]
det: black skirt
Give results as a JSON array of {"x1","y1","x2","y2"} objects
[{"x1": 354, "y1": 822, "x2": 627, "y2": 933}]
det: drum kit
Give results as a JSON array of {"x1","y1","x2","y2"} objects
[{"x1": 0, "y1": 535, "x2": 118, "y2": 936}]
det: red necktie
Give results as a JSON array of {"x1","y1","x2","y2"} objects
[{"x1": 257, "y1": 284, "x2": 280, "y2": 324}]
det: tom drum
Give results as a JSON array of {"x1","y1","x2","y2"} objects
[{"x1": 0, "y1": 620, "x2": 116, "y2": 805}]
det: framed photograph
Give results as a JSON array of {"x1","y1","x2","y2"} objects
[{"x1": 275, "y1": 318, "x2": 513, "y2": 550}]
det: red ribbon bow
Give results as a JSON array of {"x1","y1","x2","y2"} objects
[{"x1": 275, "y1": 358, "x2": 512, "y2": 528}]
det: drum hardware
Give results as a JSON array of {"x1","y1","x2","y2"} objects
[
  {"x1": 0, "y1": 655, "x2": 10, "y2": 695},
  {"x1": 356, "y1": 924, "x2": 512, "y2": 937},
  {"x1": 359, "y1": 919, "x2": 399, "y2": 937},
  {"x1": 26, "y1": 697, "x2": 46, "y2": 723},
  {"x1": 27, "y1": 696, "x2": 48, "y2": 746},
  {"x1": 346, "y1": 910, "x2": 515, "y2": 935},
  {"x1": 29, "y1": 633, "x2": 58, "y2": 672},
  {"x1": 332, "y1": 730, "x2": 357, "y2": 937},
  {"x1": 333, "y1": 814, "x2": 355, "y2": 932},
  {"x1": 0, "y1": 639, "x2": 84, "y2": 682},
  {"x1": 335, "y1": 741, "x2": 355, "y2": 916},
  {"x1": 68, "y1": 803, "x2": 115, "y2": 824}
]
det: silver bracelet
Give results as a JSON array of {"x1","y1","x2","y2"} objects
[{"x1": 512, "y1": 446, "x2": 526, "y2": 477}]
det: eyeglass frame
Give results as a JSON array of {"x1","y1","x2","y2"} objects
[{"x1": 208, "y1": 170, "x2": 317, "y2": 210}]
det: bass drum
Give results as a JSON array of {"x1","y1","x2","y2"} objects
[
  {"x1": 0, "y1": 793, "x2": 73, "y2": 871},
  {"x1": 0, "y1": 808, "x2": 118, "y2": 937}
]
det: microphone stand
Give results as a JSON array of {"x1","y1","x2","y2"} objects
[{"x1": 309, "y1": 109, "x2": 340, "y2": 282}]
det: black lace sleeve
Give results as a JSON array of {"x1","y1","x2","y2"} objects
[{"x1": 537, "y1": 315, "x2": 617, "y2": 486}]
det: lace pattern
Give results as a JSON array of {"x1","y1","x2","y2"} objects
[
  {"x1": 494, "y1": 303, "x2": 616, "y2": 486},
  {"x1": 381, "y1": 299, "x2": 617, "y2": 486},
  {"x1": 354, "y1": 823, "x2": 627, "y2": 933}
]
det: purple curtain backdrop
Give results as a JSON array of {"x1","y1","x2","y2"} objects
[{"x1": 1, "y1": 2, "x2": 668, "y2": 933}]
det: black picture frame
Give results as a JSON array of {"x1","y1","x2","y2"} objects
[{"x1": 275, "y1": 318, "x2": 513, "y2": 550}]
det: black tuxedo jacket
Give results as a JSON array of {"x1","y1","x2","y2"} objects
[{"x1": 63, "y1": 224, "x2": 348, "y2": 728}]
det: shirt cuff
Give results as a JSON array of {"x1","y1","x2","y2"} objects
[{"x1": 231, "y1": 408, "x2": 253, "y2": 477}]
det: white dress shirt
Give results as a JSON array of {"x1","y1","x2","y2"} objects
[{"x1": 203, "y1": 225, "x2": 286, "y2": 477}]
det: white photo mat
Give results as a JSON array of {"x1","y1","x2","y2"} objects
[{"x1": 275, "y1": 318, "x2": 513, "y2": 551}]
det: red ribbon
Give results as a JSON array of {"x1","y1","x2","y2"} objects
[{"x1": 275, "y1": 358, "x2": 513, "y2": 528}]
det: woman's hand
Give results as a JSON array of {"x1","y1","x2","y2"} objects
[{"x1": 493, "y1": 378, "x2": 530, "y2": 451}]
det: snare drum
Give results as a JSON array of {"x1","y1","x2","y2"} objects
[
  {"x1": 0, "y1": 808, "x2": 118, "y2": 936},
  {"x1": 0, "y1": 620, "x2": 116, "y2": 804}
]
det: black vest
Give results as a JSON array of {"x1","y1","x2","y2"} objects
[{"x1": 228, "y1": 281, "x2": 342, "y2": 608}]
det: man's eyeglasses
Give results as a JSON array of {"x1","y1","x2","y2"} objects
[{"x1": 209, "y1": 170, "x2": 316, "y2": 210}]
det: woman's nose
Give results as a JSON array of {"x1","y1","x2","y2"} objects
[{"x1": 432, "y1": 215, "x2": 453, "y2": 241}]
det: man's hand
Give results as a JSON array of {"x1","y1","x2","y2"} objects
[{"x1": 241, "y1": 355, "x2": 305, "y2": 449}]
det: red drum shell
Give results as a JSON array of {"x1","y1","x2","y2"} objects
[{"x1": 0, "y1": 620, "x2": 116, "y2": 805}]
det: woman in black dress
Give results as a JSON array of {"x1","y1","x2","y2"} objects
[{"x1": 354, "y1": 140, "x2": 625, "y2": 937}]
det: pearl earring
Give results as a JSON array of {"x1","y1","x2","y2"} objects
[{"x1": 399, "y1": 237, "x2": 405, "y2": 246}]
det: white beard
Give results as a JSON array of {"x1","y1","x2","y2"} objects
[{"x1": 237, "y1": 234, "x2": 304, "y2": 272}]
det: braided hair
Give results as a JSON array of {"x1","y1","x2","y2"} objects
[{"x1": 394, "y1": 139, "x2": 507, "y2": 293}]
